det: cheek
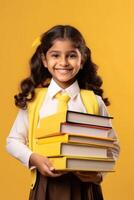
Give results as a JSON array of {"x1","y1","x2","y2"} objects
[
  {"x1": 71, "y1": 59, "x2": 81, "y2": 68},
  {"x1": 47, "y1": 59, "x2": 57, "y2": 67}
]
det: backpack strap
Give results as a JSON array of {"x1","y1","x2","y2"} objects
[
  {"x1": 80, "y1": 89, "x2": 99, "y2": 115},
  {"x1": 28, "y1": 88, "x2": 48, "y2": 189},
  {"x1": 28, "y1": 88, "x2": 48, "y2": 150}
]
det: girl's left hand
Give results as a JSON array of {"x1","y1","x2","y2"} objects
[{"x1": 74, "y1": 171, "x2": 102, "y2": 184}]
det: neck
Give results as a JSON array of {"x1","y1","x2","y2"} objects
[{"x1": 53, "y1": 78, "x2": 76, "y2": 89}]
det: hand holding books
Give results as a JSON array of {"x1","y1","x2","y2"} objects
[{"x1": 29, "y1": 153, "x2": 64, "y2": 177}]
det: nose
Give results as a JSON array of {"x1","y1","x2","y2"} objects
[{"x1": 59, "y1": 56, "x2": 69, "y2": 66}]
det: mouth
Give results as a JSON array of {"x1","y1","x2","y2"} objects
[
  {"x1": 55, "y1": 68, "x2": 72, "y2": 70},
  {"x1": 54, "y1": 68, "x2": 73, "y2": 75}
]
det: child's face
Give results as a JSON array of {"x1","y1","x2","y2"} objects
[{"x1": 42, "y1": 39, "x2": 82, "y2": 88}]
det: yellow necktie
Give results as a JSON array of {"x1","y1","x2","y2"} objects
[{"x1": 55, "y1": 92, "x2": 70, "y2": 113}]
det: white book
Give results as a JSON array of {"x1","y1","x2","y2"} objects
[
  {"x1": 35, "y1": 141, "x2": 110, "y2": 158},
  {"x1": 49, "y1": 156, "x2": 115, "y2": 172},
  {"x1": 66, "y1": 111, "x2": 113, "y2": 127},
  {"x1": 61, "y1": 122, "x2": 112, "y2": 138}
]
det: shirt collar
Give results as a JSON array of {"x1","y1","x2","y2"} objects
[{"x1": 47, "y1": 79, "x2": 80, "y2": 99}]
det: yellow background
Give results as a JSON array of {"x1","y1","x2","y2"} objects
[{"x1": 0, "y1": 0, "x2": 133, "y2": 199}]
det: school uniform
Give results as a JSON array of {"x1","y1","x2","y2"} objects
[{"x1": 6, "y1": 79, "x2": 120, "y2": 200}]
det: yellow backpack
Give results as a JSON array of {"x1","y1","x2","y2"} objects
[{"x1": 28, "y1": 88, "x2": 99, "y2": 189}]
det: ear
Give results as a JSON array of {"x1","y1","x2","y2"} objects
[{"x1": 41, "y1": 54, "x2": 48, "y2": 68}]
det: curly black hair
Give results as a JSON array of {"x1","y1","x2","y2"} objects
[{"x1": 14, "y1": 25, "x2": 110, "y2": 109}]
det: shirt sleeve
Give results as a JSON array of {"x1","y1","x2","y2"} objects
[
  {"x1": 96, "y1": 95, "x2": 120, "y2": 160},
  {"x1": 96, "y1": 95, "x2": 120, "y2": 180},
  {"x1": 6, "y1": 109, "x2": 33, "y2": 168}
]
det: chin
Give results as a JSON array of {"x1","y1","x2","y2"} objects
[{"x1": 59, "y1": 79, "x2": 75, "y2": 86}]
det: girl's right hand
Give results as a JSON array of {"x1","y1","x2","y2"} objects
[{"x1": 29, "y1": 153, "x2": 63, "y2": 177}]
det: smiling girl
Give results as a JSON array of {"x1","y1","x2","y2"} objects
[{"x1": 6, "y1": 25, "x2": 119, "y2": 200}]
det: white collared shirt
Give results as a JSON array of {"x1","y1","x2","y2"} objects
[
  {"x1": 6, "y1": 79, "x2": 119, "y2": 168},
  {"x1": 39, "y1": 79, "x2": 87, "y2": 119}
]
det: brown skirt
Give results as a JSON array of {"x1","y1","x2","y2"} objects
[{"x1": 29, "y1": 172, "x2": 104, "y2": 200}]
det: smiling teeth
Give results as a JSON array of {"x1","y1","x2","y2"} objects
[
  {"x1": 56, "y1": 68, "x2": 71, "y2": 70},
  {"x1": 56, "y1": 68, "x2": 71, "y2": 74}
]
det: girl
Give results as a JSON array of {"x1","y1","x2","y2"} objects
[{"x1": 6, "y1": 25, "x2": 120, "y2": 200}]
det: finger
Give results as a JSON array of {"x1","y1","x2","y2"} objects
[
  {"x1": 47, "y1": 169, "x2": 64, "y2": 177},
  {"x1": 38, "y1": 163, "x2": 54, "y2": 176},
  {"x1": 43, "y1": 157, "x2": 55, "y2": 171},
  {"x1": 45, "y1": 169, "x2": 66, "y2": 177},
  {"x1": 44, "y1": 170, "x2": 61, "y2": 177},
  {"x1": 50, "y1": 173, "x2": 63, "y2": 177}
]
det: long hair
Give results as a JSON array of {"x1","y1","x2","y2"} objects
[{"x1": 15, "y1": 25, "x2": 110, "y2": 109}]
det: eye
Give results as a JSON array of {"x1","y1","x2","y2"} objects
[
  {"x1": 69, "y1": 53, "x2": 77, "y2": 58},
  {"x1": 51, "y1": 54, "x2": 60, "y2": 58}
]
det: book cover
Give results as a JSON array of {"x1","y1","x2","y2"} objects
[
  {"x1": 36, "y1": 133, "x2": 115, "y2": 147},
  {"x1": 37, "y1": 112, "x2": 66, "y2": 138},
  {"x1": 49, "y1": 156, "x2": 115, "y2": 172},
  {"x1": 34, "y1": 141, "x2": 110, "y2": 158}
]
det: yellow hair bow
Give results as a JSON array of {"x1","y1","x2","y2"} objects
[{"x1": 32, "y1": 36, "x2": 41, "y2": 48}]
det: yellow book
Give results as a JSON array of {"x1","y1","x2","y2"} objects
[
  {"x1": 49, "y1": 156, "x2": 115, "y2": 172},
  {"x1": 36, "y1": 133, "x2": 115, "y2": 148},
  {"x1": 34, "y1": 141, "x2": 110, "y2": 158},
  {"x1": 36, "y1": 115, "x2": 112, "y2": 139},
  {"x1": 37, "y1": 112, "x2": 66, "y2": 138}
]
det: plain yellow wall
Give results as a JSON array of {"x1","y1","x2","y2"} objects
[{"x1": 1, "y1": 0, "x2": 133, "y2": 199}]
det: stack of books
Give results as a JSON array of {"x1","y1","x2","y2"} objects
[{"x1": 34, "y1": 111, "x2": 116, "y2": 172}]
